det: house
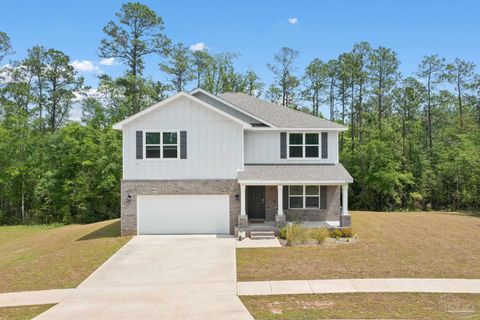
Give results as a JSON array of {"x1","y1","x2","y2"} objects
[{"x1": 113, "y1": 89, "x2": 353, "y2": 236}]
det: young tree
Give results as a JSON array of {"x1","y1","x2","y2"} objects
[
  {"x1": 368, "y1": 46, "x2": 400, "y2": 131},
  {"x1": 43, "y1": 49, "x2": 84, "y2": 132},
  {"x1": 352, "y1": 42, "x2": 371, "y2": 144},
  {"x1": 416, "y1": 55, "x2": 445, "y2": 160},
  {"x1": 326, "y1": 60, "x2": 338, "y2": 121},
  {"x1": 445, "y1": 58, "x2": 476, "y2": 127},
  {"x1": 160, "y1": 42, "x2": 194, "y2": 92},
  {"x1": 267, "y1": 47, "x2": 299, "y2": 107},
  {"x1": 302, "y1": 58, "x2": 328, "y2": 116},
  {"x1": 191, "y1": 50, "x2": 213, "y2": 89},
  {"x1": 241, "y1": 69, "x2": 264, "y2": 97},
  {"x1": 99, "y1": 2, "x2": 170, "y2": 114},
  {"x1": 0, "y1": 31, "x2": 14, "y2": 63}
]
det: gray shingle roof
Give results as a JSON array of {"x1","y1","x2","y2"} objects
[
  {"x1": 219, "y1": 92, "x2": 346, "y2": 129},
  {"x1": 238, "y1": 164, "x2": 353, "y2": 183}
]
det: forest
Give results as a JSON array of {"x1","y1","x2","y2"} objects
[{"x1": 0, "y1": 2, "x2": 479, "y2": 224}]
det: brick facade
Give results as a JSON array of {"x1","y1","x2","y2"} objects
[
  {"x1": 121, "y1": 179, "x2": 240, "y2": 236},
  {"x1": 283, "y1": 185, "x2": 340, "y2": 222},
  {"x1": 121, "y1": 181, "x2": 341, "y2": 236}
]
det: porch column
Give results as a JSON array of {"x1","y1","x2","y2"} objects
[
  {"x1": 275, "y1": 185, "x2": 286, "y2": 226},
  {"x1": 277, "y1": 185, "x2": 284, "y2": 216},
  {"x1": 238, "y1": 184, "x2": 248, "y2": 228},
  {"x1": 240, "y1": 184, "x2": 246, "y2": 216},
  {"x1": 342, "y1": 184, "x2": 348, "y2": 215},
  {"x1": 340, "y1": 183, "x2": 351, "y2": 227}
]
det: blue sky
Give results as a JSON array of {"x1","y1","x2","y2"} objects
[{"x1": 1, "y1": 0, "x2": 479, "y2": 91}]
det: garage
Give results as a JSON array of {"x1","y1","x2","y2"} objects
[{"x1": 137, "y1": 195, "x2": 230, "y2": 234}]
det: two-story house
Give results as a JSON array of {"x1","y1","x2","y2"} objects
[{"x1": 113, "y1": 89, "x2": 353, "y2": 236}]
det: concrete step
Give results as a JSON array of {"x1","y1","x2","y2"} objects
[{"x1": 250, "y1": 231, "x2": 275, "y2": 240}]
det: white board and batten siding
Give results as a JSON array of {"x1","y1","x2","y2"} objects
[
  {"x1": 122, "y1": 95, "x2": 244, "y2": 180},
  {"x1": 244, "y1": 130, "x2": 339, "y2": 164}
]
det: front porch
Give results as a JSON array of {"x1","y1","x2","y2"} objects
[{"x1": 235, "y1": 164, "x2": 354, "y2": 237}]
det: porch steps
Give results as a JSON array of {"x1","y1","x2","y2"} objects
[{"x1": 250, "y1": 230, "x2": 275, "y2": 240}]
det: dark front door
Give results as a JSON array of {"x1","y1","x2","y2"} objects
[{"x1": 246, "y1": 186, "x2": 266, "y2": 220}]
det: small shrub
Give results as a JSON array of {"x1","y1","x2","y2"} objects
[
  {"x1": 329, "y1": 228, "x2": 354, "y2": 239},
  {"x1": 340, "y1": 228, "x2": 354, "y2": 238},
  {"x1": 329, "y1": 228, "x2": 342, "y2": 239},
  {"x1": 282, "y1": 223, "x2": 305, "y2": 246},
  {"x1": 278, "y1": 226, "x2": 287, "y2": 239},
  {"x1": 310, "y1": 228, "x2": 329, "y2": 244}
]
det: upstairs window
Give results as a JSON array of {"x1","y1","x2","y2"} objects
[
  {"x1": 145, "y1": 131, "x2": 178, "y2": 159},
  {"x1": 288, "y1": 133, "x2": 320, "y2": 159}
]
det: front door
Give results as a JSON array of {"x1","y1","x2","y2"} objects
[{"x1": 246, "y1": 186, "x2": 266, "y2": 221}]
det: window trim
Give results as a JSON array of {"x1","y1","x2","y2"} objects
[
  {"x1": 288, "y1": 185, "x2": 321, "y2": 209},
  {"x1": 287, "y1": 132, "x2": 321, "y2": 159},
  {"x1": 143, "y1": 129, "x2": 180, "y2": 160}
]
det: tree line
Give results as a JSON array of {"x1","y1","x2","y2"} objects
[{"x1": 0, "y1": 2, "x2": 479, "y2": 224}]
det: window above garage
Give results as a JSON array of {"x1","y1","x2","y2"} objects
[{"x1": 144, "y1": 130, "x2": 179, "y2": 159}]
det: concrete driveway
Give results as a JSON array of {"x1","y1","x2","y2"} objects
[{"x1": 35, "y1": 235, "x2": 253, "y2": 320}]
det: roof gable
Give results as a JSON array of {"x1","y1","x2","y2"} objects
[{"x1": 112, "y1": 92, "x2": 251, "y2": 130}]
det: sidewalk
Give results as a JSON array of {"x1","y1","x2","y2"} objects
[
  {"x1": 0, "y1": 289, "x2": 74, "y2": 307},
  {"x1": 1, "y1": 279, "x2": 480, "y2": 309},
  {"x1": 237, "y1": 278, "x2": 480, "y2": 295}
]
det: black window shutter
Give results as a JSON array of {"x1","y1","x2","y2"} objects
[
  {"x1": 180, "y1": 131, "x2": 187, "y2": 159},
  {"x1": 283, "y1": 186, "x2": 288, "y2": 210},
  {"x1": 320, "y1": 186, "x2": 327, "y2": 210},
  {"x1": 321, "y1": 132, "x2": 328, "y2": 159},
  {"x1": 280, "y1": 132, "x2": 287, "y2": 159},
  {"x1": 136, "y1": 131, "x2": 143, "y2": 159}
]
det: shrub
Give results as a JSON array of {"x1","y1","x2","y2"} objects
[
  {"x1": 329, "y1": 228, "x2": 343, "y2": 239},
  {"x1": 329, "y1": 228, "x2": 354, "y2": 238},
  {"x1": 340, "y1": 228, "x2": 354, "y2": 238},
  {"x1": 281, "y1": 223, "x2": 305, "y2": 246},
  {"x1": 310, "y1": 228, "x2": 329, "y2": 244}
]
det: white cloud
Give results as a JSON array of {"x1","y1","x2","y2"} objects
[
  {"x1": 99, "y1": 57, "x2": 117, "y2": 66},
  {"x1": 71, "y1": 60, "x2": 100, "y2": 73},
  {"x1": 189, "y1": 42, "x2": 207, "y2": 52},
  {"x1": 72, "y1": 87, "x2": 100, "y2": 103},
  {"x1": 288, "y1": 17, "x2": 298, "y2": 25}
]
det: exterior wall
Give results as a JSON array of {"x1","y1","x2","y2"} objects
[
  {"x1": 121, "y1": 179, "x2": 240, "y2": 235},
  {"x1": 265, "y1": 186, "x2": 277, "y2": 221},
  {"x1": 244, "y1": 130, "x2": 339, "y2": 164},
  {"x1": 122, "y1": 95, "x2": 244, "y2": 180},
  {"x1": 284, "y1": 186, "x2": 340, "y2": 222}
]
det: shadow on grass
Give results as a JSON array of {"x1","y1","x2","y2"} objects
[{"x1": 77, "y1": 220, "x2": 121, "y2": 241}]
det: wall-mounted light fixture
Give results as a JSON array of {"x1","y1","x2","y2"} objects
[
  {"x1": 126, "y1": 194, "x2": 133, "y2": 202},
  {"x1": 235, "y1": 194, "x2": 240, "y2": 200}
]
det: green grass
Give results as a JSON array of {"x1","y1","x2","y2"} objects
[
  {"x1": 241, "y1": 293, "x2": 480, "y2": 320},
  {"x1": 0, "y1": 219, "x2": 131, "y2": 293},
  {"x1": 237, "y1": 211, "x2": 480, "y2": 281},
  {"x1": 0, "y1": 305, "x2": 54, "y2": 320}
]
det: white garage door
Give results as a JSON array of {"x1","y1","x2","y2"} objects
[{"x1": 137, "y1": 195, "x2": 230, "y2": 234}]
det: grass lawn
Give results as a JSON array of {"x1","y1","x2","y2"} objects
[
  {"x1": 0, "y1": 219, "x2": 131, "y2": 293},
  {"x1": 237, "y1": 211, "x2": 480, "y2": 281},
  {"x1": 241, "y1": 293, "x2": 480, "y2": 320},
  {"x1": 0, "y1": 305, "x2": 54, "y2": 320}
]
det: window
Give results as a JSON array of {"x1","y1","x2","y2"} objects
[
  {"x1": 288, "y1": 185, "x2": 320, "y2": 209},
  {"x1": 144, "y1": 131, "x2": 178, "y2": 159},
  {"x1": 288, "y1": 133, "x2": 320, "y2": 159}
]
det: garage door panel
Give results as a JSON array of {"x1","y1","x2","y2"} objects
[{"x1": 138, "y1": 195, "x2": 229, "y2": 234}]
